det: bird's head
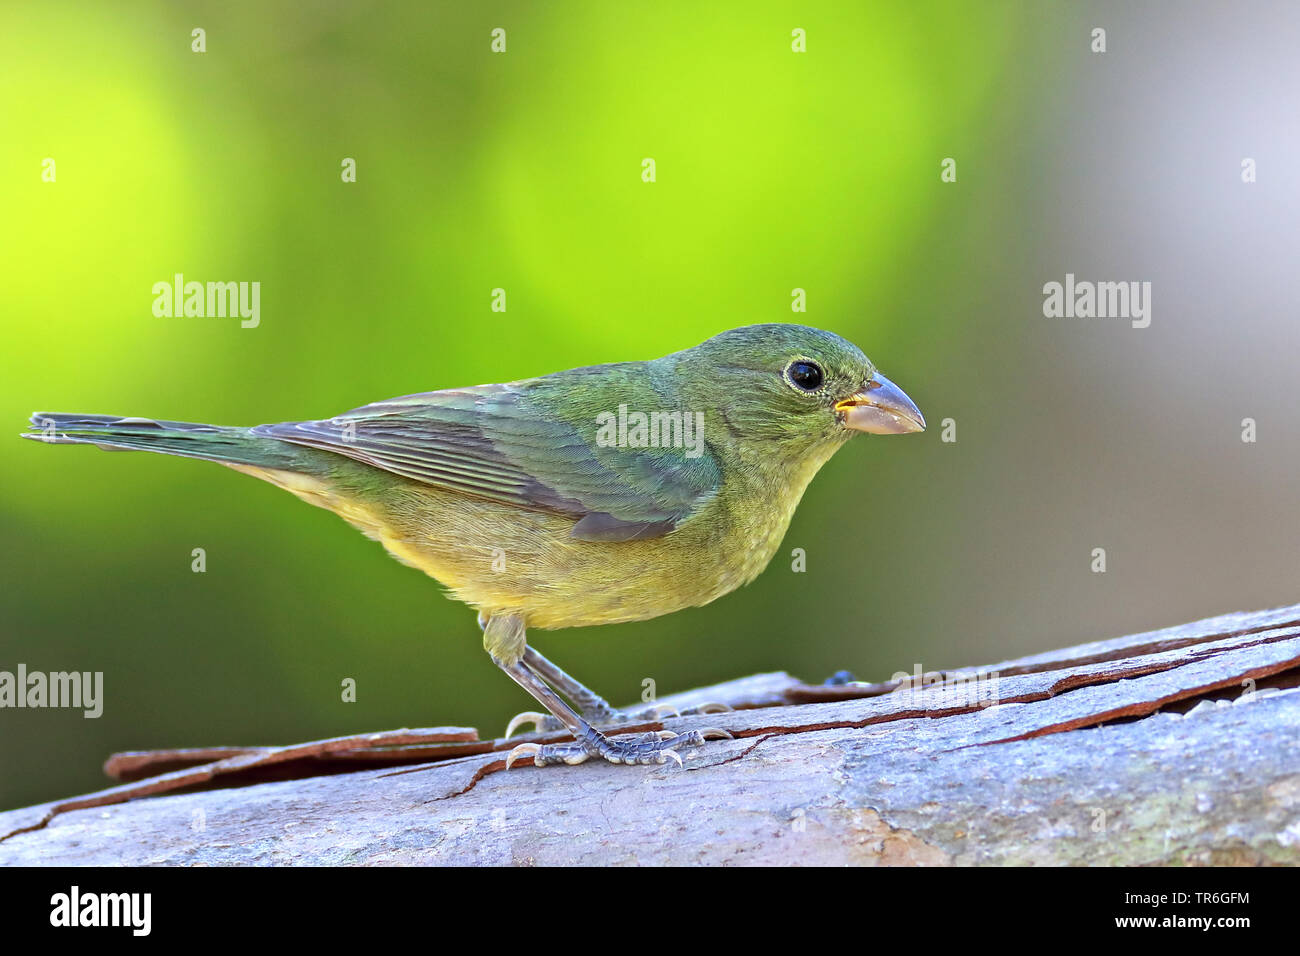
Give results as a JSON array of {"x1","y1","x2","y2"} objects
[{"x1": 672, "y1": 324, "x2": 925, "y2": 456}]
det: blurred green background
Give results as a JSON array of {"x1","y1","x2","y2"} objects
[{"x1": 4, "y1": 1, "x2": 1299, "y2": 810}]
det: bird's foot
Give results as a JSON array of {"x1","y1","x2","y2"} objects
[
  {"x1": 504, "y1": 700, "x2": 734, "y2": 738},
  {"x1": 505, "y1": 726, "x2": 732, "y2": 768}
]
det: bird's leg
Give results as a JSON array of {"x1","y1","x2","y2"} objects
[
  {"x1": 481, "y1": 613, "x2": 660, "y2": 734},
  {"x1": 523, "y1": 646, "x2": 624, "y2": 722},
  {"x1": 503, "y1": 645, "x2": 733, "y2": 737},
  {"x1": 498, "y1": 658, "x2": 711, "y2": 768},
  {"x1": 481, "y1": 614, "x2": 728, "y2": 768},
  {"x1": 504, "y1": 646, "x2": 671, "y2": 735}
]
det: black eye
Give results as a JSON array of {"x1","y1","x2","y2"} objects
[{"x1": 786, "y1": 360, "x2": 824, "y2": 392}]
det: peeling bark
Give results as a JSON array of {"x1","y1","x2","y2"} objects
[{"x1": 2, "y1": 604, "x2": 1299, "y2": 865}]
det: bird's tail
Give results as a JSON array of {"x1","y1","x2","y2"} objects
[{"x1": 20, "y1": 412, "x2": 303, "y2": 469}]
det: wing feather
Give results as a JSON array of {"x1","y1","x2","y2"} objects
[{"x1": 253, "y1": 379, "x2": 719, "y2": 540}]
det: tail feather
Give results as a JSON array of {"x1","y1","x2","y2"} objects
[{"x1": 21, "y1": 412, "x2": 304, "y2": 469}]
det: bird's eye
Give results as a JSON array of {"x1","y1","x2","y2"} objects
[{"x1": 785, "y1": 360, "x2": 824, "y2": 392}]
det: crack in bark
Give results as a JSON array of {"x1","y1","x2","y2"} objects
[
  {"x1": 986, "y1": 618, "x2": 1300, "y2": 680},
  {"x1": 974, "y1": 657, "x2": 1300, "y2": 749},
  {"x1": 7, "y1": 620, "x2": 1297, "y2": 844}
]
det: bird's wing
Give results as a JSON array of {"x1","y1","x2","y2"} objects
[{"x1": 252, "y1": 380, "x2": 720, "y2": 541}]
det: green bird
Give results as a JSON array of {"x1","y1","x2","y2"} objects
[{"x1": 22, "y1": 324, "x2": 924, "y2": 768}]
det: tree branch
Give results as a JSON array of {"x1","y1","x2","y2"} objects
[{"x1": 3, "y1": 603, "x2": 1299, "y2": 865}]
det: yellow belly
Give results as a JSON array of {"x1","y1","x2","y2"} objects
[{"x1": 227, "y1": 464, "x2": 798, "y2": 631}]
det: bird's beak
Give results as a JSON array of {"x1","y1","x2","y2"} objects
[{"x1": 835, "y1": 373, "x2": 926, "y2": 435}]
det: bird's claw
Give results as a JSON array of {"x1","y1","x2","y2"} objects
[
  {"x1": 504, "y1": 711, "x2": 557, "y2": 738},
  {"x1": 504, "y1": 726, "x2": 729, "y2": 769},
  {"x1": 633, "y1": 702, "x2": 680, "y2": 720},
  {"x1": 615, "y1": 701, "x2": 732, "y2": 719},
  {"x1": 503, "y1": 701, "x2": 735, "y2": 740},
  {"x1": 505, "y1": 742, "x2": 542, "y2": 769},
  {"x1": 679, "y1": 701, "x2": 734, "y2": 717}
]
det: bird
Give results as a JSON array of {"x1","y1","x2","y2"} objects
[{"x1": 22, "y1": 323, "x2": 924, "y2": 769}]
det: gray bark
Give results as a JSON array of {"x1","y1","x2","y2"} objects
[{"x1": 2, "y1": 603, "x2": 1299, "y2": 865}]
